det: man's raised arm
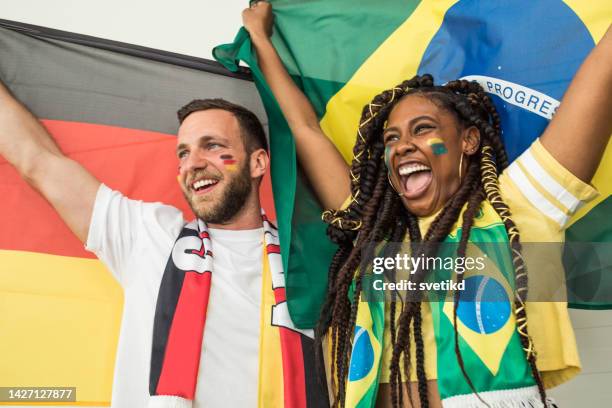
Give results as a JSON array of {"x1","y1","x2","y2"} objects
[{"x1": 0, "y1": 79, "x2": 100, "y2": 243}]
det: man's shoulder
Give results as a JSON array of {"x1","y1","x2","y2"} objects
[
  {"x1": 137, "y1": 200, "x2": 188, "y2": 246},
  {"x1": 93, "y1": 183, "x2": 188, "y2": 243}
]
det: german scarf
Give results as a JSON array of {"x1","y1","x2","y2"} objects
[{"x1": 149, "y1": 212, "x2": 328, "y2": 407}]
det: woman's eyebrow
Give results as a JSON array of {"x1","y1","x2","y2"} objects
[
  {"x1": 383, "y1": 126, "x2": 400, "y2": 134},
  {"x1": 408, "y1": 115, "x2": 436, "y2": 127}
]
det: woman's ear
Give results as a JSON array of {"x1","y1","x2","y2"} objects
[{"x1": 462, "y1": 126, "x2": 481, "y2": 156}]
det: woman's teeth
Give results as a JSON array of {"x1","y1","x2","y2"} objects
[{"x1": 398, "y1": 163, "x2": 431, "y2": 176}]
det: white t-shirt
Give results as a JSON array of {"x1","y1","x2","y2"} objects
[{"x1": 86, "y1": 184, "x2": 263, "y2": 408}]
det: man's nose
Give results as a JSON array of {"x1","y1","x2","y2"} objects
[{"x1": 184, "y1": 149, "x2": 209, "y2": 172}]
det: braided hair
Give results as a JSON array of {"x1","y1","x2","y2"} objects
[{"x1": 317, "y1": 74, "x2": 546, "y2": 407}]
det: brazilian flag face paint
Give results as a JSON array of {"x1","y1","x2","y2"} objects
[
  {"x1": 384, "y1": 145, "x2": 392, "y2": 169},
  {"x1": 427, "y1": 137, "x2": 448, "y2": 155}
]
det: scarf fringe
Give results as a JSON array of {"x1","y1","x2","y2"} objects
[
  {"x1": 442, "y1": 386, "x2": 557, "y2": 408},
  {"x1": 148, "y1": 395, "x2": 192, "y2": 408}
]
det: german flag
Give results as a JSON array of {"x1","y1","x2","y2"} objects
[{"x1": 0, "y1": 21, "x2": 274, "y2": 405}]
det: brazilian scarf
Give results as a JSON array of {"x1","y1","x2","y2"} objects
[
  {"x1": 344, "y1": 201, "x2": 552, "y2": 408},
  {"x1": 148, "y1": 211, "x2": 329, "y2": 408}
]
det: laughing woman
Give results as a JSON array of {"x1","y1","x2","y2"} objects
[{"x1": 243, "y1": 3, "x2": 612, "y2": 407}]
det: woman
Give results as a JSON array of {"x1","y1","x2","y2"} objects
[{"x1": 243, "y1": 2, "x2": 612, "y2": 407}]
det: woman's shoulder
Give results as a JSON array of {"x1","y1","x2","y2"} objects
[{"x1": 498, "y1": 138, "x2": 599, "y2": 237}]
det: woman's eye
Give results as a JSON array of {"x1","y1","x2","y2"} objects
[
  {"x1": 415, "y1": 124, "x2": 434, "y2": 134},
  {"x1": 385, "y1": 134, "x2": 399, "y2": 143}
]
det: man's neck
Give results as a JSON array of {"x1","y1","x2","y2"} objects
[{"x1": 207, "y1": 199, "x2": 263, "y2": 231}]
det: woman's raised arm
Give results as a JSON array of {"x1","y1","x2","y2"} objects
[
  {"x1": 540, "y1": 25, "x2": 612, "y2": 183},
  {"x1": 242, "y1": 1, "x2": 350, "y2": 209}
]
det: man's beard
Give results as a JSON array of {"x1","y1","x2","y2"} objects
[{"x1": 186, "y1": 161, "x2": 253, "y2": 224}]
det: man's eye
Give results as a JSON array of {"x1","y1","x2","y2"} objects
[
  {"x1": 178, "y1": 150, "x2": 188, "y2": 159},
  {"x1": 207, "y1": 143, "x2": 222, "y2": 150}
]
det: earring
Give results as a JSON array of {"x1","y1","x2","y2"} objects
[
  {"x1": 387, "y1": 172, "x2": 403, "y2": 196},
  {"x1": 458, "y1": 152, "x2": 464, "y2": 184}
]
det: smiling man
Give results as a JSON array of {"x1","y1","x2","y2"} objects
[
  {"x1": 175, "y1": 100, "x2": 268, "y2": 229},
  {"x1": 0, "y1": 82, "x2": 328, "y2": 408}
]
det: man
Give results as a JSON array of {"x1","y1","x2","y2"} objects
[{"x1": 0, "y1": 81, "x2": 327, "y2": 407}]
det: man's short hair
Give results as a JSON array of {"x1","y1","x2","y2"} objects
[{"x1": 177, "y1": 99, "x2": 268, "y2": 153}]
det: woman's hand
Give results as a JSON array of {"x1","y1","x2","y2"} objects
[{"x1": 242, "y1": 1, "x2": 274, "y2": 42}]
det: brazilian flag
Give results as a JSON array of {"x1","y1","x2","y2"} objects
[{"x1": 214, "y1": 0, "x2": 612, "y2": 328}]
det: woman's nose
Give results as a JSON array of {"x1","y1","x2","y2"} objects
[{"x1": 394, "y1": 138, "x2": 417, "y2": 157}]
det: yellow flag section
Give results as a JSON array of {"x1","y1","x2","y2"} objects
[
  {"x1": 441, "y1": 254, "x2": 515, "y2": 376},
  {"x1": 320, "y1": 0, "x2": 611, "y2": 229},
  {"x1": 0, "y1": 250, "x2": 122, "y2": 406},
  {"x1": 319, "y1": 0, "x2": 459, "y2": 162},
  {"x1": 256, "y1": 250, "x2": 284, "y2": 406}
]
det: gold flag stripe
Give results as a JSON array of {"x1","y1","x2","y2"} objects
[{"x1": 0, "y1": 250, "x2": 122, "y2": 404}]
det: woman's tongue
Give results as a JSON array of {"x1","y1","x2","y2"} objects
[{"x1": 403, "y1": 171, "x2": 432, "y2": 196}]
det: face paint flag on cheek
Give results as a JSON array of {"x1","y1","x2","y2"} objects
[
  {"x1": 384, "y1": 145, "x2": 392, "y2": 169},
  {"x1": 220, "y1": 154, "x2": 238, "y2": 171},
  {"x1": 427, "y1": 137, "x2": 448, "y2": 155}
]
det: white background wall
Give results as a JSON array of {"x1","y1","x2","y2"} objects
[
  {"x1": 0, "y1": 0, "x2": 247, "y2": 60},
  {"x1": 548, "y1": 309, "x2": 612, "y2": 406}
]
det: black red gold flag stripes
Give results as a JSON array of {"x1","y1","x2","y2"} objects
[{"x1": 0, "y1": 21, "x2": 273, "y2": 405}]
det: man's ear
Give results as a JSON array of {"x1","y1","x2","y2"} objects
[
  {"x1": 250, "y1": 148, "x2": 269, "y2": 179},
  {"x1": 462, "y1": 126, "x2": 481, "y2": 156}
]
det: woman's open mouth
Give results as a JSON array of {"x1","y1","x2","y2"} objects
[{"x1": 398, "y1": 162, "x2": 432, "y2": 199}]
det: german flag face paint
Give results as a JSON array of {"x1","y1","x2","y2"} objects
[
  {"x1": 220, "y1": 154, "x2": 238, "y2": 171},
  {"x1": 426, "y1": 137, "x2": 448, "y2": 155}
]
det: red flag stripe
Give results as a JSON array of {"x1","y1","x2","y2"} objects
[
  {"x1": 273, "y1": 286, "x2": 307, "y2": 407},
  {"x1": 267, "y1": 244, "x2": 281, "y2": 254},
  {"x1": 156, "y1": 271, "x2": 212, "y2": 398},
  {"x1": 0, "y1": 120, "x2": 276, "y2": 258}
]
